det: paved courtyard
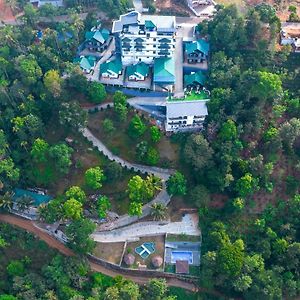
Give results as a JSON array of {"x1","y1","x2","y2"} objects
[{"x1": 92, "y1": 213, "x2": 200, "y2": 243}]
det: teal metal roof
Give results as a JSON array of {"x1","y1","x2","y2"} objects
[
  {"x1": 153, "y1": 57, "x2": 175, "y2": 83},
  {"x1": 126, "y1": 62, "x2": 149, "y2": 78},
  {"x1": 185, "y1": 39, "x2": 210, "y2": 56},
  {"x1": 145, "y1": 20, "x2": 156, "y2": 29},
  {"x1": 74, "y1": 56, "x2": 96, "y2": 71},
  {"x1": 85, "y1": 29, "x2": 110, "y2": 44},
  {"x1": 13, "y1": 189, "x2": 52, "y2": 206},
  {"x1": 184, "y1": 71, "x2": 206, "y2": 87},
  {"x1": 100, "y1": 58, "x2": 122, "y2": 75}
]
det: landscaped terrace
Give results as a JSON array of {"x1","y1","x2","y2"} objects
[{"x1": 168, "y1": 90, "x2": 210, "y2": 102}]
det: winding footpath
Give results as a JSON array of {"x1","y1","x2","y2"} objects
[{"x1": 82, "y1": 125, "x2": 174, "y2": 231}]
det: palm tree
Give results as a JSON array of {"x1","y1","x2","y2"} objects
[
  {"x1": 147, "y1": 175, "x2": 162, "y2": 191},
  {"x1": 16, "y1": 196, "x2": 34, "y2": 212},
  {"x1": 150, "y1": 203, "x2": 168, "y2": 221},
  {"x1": 0, "y1": 192, "x2": 13, "y2": 211}
]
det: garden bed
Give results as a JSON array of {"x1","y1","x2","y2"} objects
[{"x1": 166, "y1": 234, "x2": 201, "y2": 242}]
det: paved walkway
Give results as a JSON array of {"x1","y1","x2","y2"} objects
[
  {"x1": 86, "y1": 39, "x2": 116, "y2": 82},
  {"x1": 132, "y1": 0, "x2": 143, "y2": 13},
  {"x1": 82, "y1": 128, "x2": 172, "y2": 181},
  {"x1": 92, "y1": 214, "x2": 200, "y2": 242},
  {"x1": 82, "y1": 127, "x2": 174, "y2": 230},
  {"x1": 174, "y1": 37, "x2": 184, "y2": 98}
]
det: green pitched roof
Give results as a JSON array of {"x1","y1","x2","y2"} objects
[
  {"x1": 134, "y1": 37, "x2": 144, "y2": 42},
  {"x1": 145, "y1": 20, "x2": 156, "y2": 29},
  {"x1": 74, "y1": 56, "x2": 96, "y2": 71},
  {"x1": 85, "y1": 29, "x2": 110, "y2": 44},
  {"x1": 154, "y1": 57, "x2": 175, "y2": 82},
  {"x1": 159, "y1": 38, "x2": 171, "y2": 43},
  {"x1": 126, "y1": 62, "x2": 149, "y2": 78},
  {"x1": 122, "y1": 37, "x2": 131, "y2": 42},
  {"x1": 100, "y1": 58, "x2": 122, "y2": 75},
  {"x1": 185, "y1": 39, "x2": 210, "y2": 56},
  {"x1": 184, "y1": 71, "x2": 206, "y2": 87}
]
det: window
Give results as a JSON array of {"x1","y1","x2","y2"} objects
[
  {"x1": 153, "y1": 38, "x2": 156, "y2": 41},
  {"x1": 153, "y1": 51, "x2": 156, "y2": 54}
]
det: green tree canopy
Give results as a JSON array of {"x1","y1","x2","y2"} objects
[
  {"x1": 166, "y1": 171, "x2": 187, "y2": 196},
  {"x1": 65, "y1": 186, "x2": 86, "y2": 203},
  {"x1": 88, "y1": 82, "x2": 106, "y2": 104},
  {"x1": 63, "y1": 198, "x2": 83, "y2": 220},
  {"x1": 85, "y1": 166, "x2": 105, "y2": 190},
  {"x1": 66, "y1": 218, "x2": 96, "y2": 254}
]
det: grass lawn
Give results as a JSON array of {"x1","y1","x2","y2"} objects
[
  {"x1": 168, "y1": 287, "x2": 198, "y2": 300},
  {"x1": 122, "y1": 235, "x2": 165, "y2": 270},
  {"x1": 93, "y1": 242, "x2": 125, "y2": 265},
  {"x1": 169, "y1": 91, "x2": 210, "y2": 102},
  {"x1": 215, "y1": 0, "x2": 246, "y2": 11},
  {"x1": 88, "y1": 108, "x2": 180, "y2": 168}
]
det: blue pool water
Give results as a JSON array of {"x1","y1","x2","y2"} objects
[{"x1": 171, "y1": 251, "x2": 193, "y2": 264}]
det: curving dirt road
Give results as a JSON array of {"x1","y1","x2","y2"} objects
[{"x1": 0, "y1": 214, "x2": 198, "y2": 292}]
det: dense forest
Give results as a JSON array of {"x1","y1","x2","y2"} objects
[
  {"x1": 0, "y1": 1, "x2": 300, "y2": 299},
  {"x1": 0, "y1": 223, "x2": 178, "y2": 299},
  {"x1": 183, "y1": 4, "x2": 300, "y2": 299},
  {"x1": 11, "y1": 0, "x2": 133, "y2": 18}
]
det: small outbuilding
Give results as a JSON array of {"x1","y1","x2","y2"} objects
[
  {"x1": 74, "y1": 56, "x2": 96, "y2": 74},
  {"x1": 124, "y1": 253, "x2": 135, "y2": 266},
  {"x1": 126, "y1": 62, "x2": 150, "y2": 81},
  {"x1": 175, "y1": 260, "x2": 189, "y2": 274},
  {"x1": 185, "y1": 39, "x2": 210, "y2": 64},
  {"x1": 100, "y1": 58, "x2": 122, "y2": 79},
  {"x1": 151, "y1": 255, "x2": 163, "y2": 268}
]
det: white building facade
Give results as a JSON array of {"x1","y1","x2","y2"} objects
[
  {"x1": 112, "y1": 11, "x2": 176, "y2": 66},
  {"x1": 165, "y1": 99, "x2": 209, "y2": 132}
]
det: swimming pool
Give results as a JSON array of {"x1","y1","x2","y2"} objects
[
  {"x1": 171, "y1": 251, "x2": 193, "y2": 264},
  {"x1": 135, "y1": 242, "x2": 156, "y2": 259}
]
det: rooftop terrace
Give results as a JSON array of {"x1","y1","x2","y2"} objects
[{"x1": 168, "y1": 90, "x2": 209, "y2": 102}]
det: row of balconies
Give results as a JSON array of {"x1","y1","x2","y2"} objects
[
  {"x1": 122, "y1": 52, "x2": 172, "y2": 57},
  {"x1": 121, "y1": 35, "x2": 175, "y2": 43},
  {"x1": 122, "y1": 44, "x2": 175, "y2": 50},
  {"x1": 168, "y1": 116, "x2": 205, "y2": 121}
]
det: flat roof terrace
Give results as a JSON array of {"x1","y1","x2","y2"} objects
[{"x1": 168, "y1": 90, "x2": 209, "y2": 102}]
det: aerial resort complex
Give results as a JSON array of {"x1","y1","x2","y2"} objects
[
  {"x1": 2, "y1": 0, "x2": 298, "y2": 298},
  {"x1": 75, "y1": 11, "x2": 211, "y2": 132}
]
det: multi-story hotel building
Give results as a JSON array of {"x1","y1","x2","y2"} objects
[{"x1": 112, "y1": 11, "x2": 177, "y2": 65}]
